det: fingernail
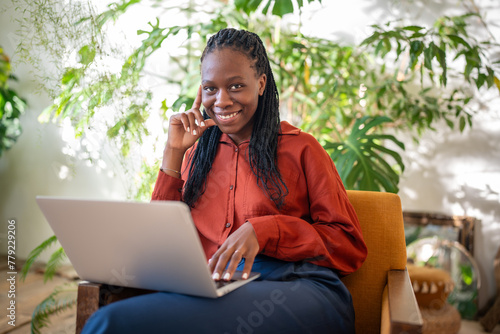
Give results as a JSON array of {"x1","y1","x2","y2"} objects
[
  {"x1": 186, "y1": 127, "x2": 190, "y2": 133},
  {"x1": 212, "y1": 272, "x2": 220, "y2": 280},
  {"x1": 223, "y1": 273, "x2": 230, "y2": 281},
  {"x1": 193, "y1": 130, "x2": 197, "y2": 135},
  {"x1": 201, "y1": 121, "x2": 206, "y2": 127},
  {"x1": 208, "y1": 258, "x2": 212, "y2": 264},
  {"x1": 242, "y1": 273, "x2": 248, "y2": 280}
]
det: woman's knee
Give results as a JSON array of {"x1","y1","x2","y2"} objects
[{"x1": 81, "y1": 300, "x2": 143, "y2": 334}]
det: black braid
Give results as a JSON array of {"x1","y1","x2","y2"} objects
[{"x1": 183, "y1": 28, "x2": 288, "y2": 208}]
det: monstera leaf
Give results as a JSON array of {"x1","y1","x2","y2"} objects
[{"x1": 324, "y1": 116, "x2": 405, "y2": 193}]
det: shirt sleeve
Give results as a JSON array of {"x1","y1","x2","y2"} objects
[
  {"x1": 248, "y1": 139, "x2": 367, "y2": 276},
  {"x1": 151, "y1": 170, "x2": 185, "y2": 201}
]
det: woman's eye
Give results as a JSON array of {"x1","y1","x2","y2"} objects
[
  {"x1": 230, "y1": 84, "x2": 243, "y2": 90},
  {"x1": 203, "y1": 87, "x2": 215, "y2": 93}
]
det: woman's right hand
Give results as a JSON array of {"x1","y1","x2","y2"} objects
[
  {"x1": 165, "y1": 85, "x2": 216, "y2": 153},
  {"x1": 160, "y1": 86, "x2": 216, "y2": 178}
]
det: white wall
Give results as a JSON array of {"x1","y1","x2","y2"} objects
[{"x1": 1, "y1": 0, "x2": 498, "y2": 308}]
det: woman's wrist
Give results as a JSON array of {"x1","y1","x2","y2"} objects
[
  {"x1": 161, "y1": 147, "x2": 185, "y2": 178},
  {"x1": 160, "y1": 166, "x2": 181, "y2": 176}
]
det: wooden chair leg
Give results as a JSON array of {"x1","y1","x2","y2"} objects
[
  {"x1": 75, "y1": 281, "x2": 155, "y2": 334},
  {"x1": 76, "y1": 282, "x2": 102, "y2": 334}
]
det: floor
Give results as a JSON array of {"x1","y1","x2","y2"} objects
[
  {"x1": 0, "y1": 258, "x2": 77, "y2": 334},
  {"x1": 0, "y1": 257, "x2": 498, "y2": 334},
  {"x1": 461, "y1": 320, "x2": 500, "y2": 334}
]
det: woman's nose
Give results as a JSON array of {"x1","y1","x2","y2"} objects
[{"x1": 214, "y1": 90, "x2": 233, "y2": 109}]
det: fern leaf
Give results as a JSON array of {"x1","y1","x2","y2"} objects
[
  {"x1": 31, "y1": 282, "x2": 78, "y2": 334},
  {"x1": 20, "y1": 235, "x2": 58, "y2": 281},
  {"x1": 43, "y1": 247, "x2": 67, "y2": 283}
]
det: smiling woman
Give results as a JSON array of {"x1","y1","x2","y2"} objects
[
  {"x1": 80, "y1": 27, "x2": 367, "y2": 334},
  {"x1": 181, "y1": 29, "x2": 287, "y2": 212}
]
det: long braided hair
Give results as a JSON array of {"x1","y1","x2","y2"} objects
[{"x1": 182, "y1": 28, "x2": 288, "y2": 209}]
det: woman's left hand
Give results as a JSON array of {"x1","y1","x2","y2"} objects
[{"x1": 208, "y1": 221, "x2": 259, "y2": 281}]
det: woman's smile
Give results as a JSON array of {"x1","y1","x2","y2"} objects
[{"x1": 216, "y1": 111, "x2": 241, "y2": 121}]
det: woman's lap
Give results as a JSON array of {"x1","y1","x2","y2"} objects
[{"x1": 81, "y1": 257, "x2": 355, "y2": 334}]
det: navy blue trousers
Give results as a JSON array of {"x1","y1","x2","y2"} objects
[{"x1": 82, "y1": 256, "x2": 355, "y2": 334}]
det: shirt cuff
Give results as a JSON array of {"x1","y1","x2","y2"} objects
[
  {"x1": 151, "y1": 170, "x2": 185, "y2": 201},
  {"x1": 247, "y1": 216, "x2": 280, "y2": 255}
]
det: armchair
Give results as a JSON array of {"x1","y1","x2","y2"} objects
[{"x1": 75, "y1": 190, "x2": 423, "y2": 333}]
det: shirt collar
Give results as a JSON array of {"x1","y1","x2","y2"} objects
[
  {"x1": 280, "y1": 121, "x2": 301, "y2": 136},
  {"x1": 219, "y1": 121, "x2": 301, "y2": 145}
]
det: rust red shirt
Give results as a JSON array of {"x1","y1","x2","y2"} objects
[{"x1": 152, "y1": 121, "x2": 367, "y2": 276}]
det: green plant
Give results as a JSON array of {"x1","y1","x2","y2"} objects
[
  {"x1": 0, "y1": 47, "x2": 26, "y2": 157},
  {"x1": 30, "y1": 283, "x2": 78, "y2": 333},
  {"x1": 14, "y1": 0, "x2": 499, "y2": 332},
  {"x1": 19, "y1": 235, "x2": 76, "y2": 334},
  {"x1": 360, "y1": 15, "x2": 499, "y2": 134},
  {"x1": 324, "y1": 116, "x2": 404, "y2": 192}
]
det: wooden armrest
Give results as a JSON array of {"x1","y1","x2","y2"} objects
[
  {"x1": 383, "y1": 269, "x2": 423, "y2": 334},
  {"x1": 75, "y1": 281, "x2": 155, "y2": 334}
]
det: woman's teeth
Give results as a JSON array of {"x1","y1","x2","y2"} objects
[{"x1": 219, "y1": 112, "x2": 238, "y2": 120}]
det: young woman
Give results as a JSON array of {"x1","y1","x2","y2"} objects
[{"x1": 82, "y1": 28, "x2": 367, "y2": 334}]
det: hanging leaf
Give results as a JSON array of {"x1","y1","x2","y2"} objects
[
  {"x1": 272, "y1": 0, "x2": 294, "y2": 16},
  {"x1": 235, "y1": 0, "x2": 261, "y2": 15},
  {"x1": 403, "y1": 25, "x2": 424, "y2": 32},
  {"x1": 409, "y1": 40, "x2": 424, "y2": 69},
  {"x1": 494, "y1": 76, "x2": 500, "y2": 93},
  {"x1": 235, "y1": 0, "x2": 321, "y2": 17},
  {"x1": 434, "y1": 45, "x2": 447, "y2": 86},
  {"x1": 459, "y1": 116, "x2": 466, "y2": 132},
  {"x1": 447, "y1": 34, "x2": 471, "y2": 49},
  {"x1": 424, "y1": 44, "x2": 434, "y2": 71}
]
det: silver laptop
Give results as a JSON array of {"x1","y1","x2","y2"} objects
[{"x1": 36, "y1": 196, "x2": 259, "y2": 298}]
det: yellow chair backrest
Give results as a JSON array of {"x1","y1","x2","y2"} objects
[{"x1": 342, "y1": 190, "x2": 408, "y2": 334}]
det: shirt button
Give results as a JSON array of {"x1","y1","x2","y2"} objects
[
  {"x1": 235, "y1": 148, "x2": 238, "y2": 152},
  {"x1": 229, "y1": 185, "x2": 234, "y2": 190},
  {"x1": 225, "y1": 223, "x2": 231, "y2": 228}
]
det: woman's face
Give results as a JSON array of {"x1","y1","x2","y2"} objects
[{"x1": 201, "y1": 48, "x2": 266, "y2": 145}]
